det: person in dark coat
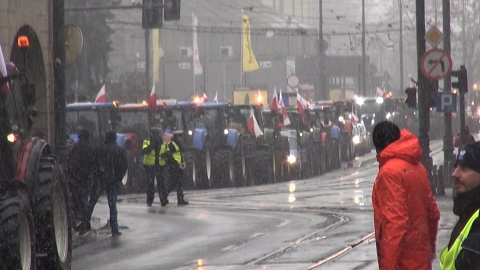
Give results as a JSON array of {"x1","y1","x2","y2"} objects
[
  {"x1": 68, "y1": 129, "x2": 96, "y2": 226},
  {"x1": 440, "y1": 142, "x2": 480, "y2": 269},
  {"x1": 163, "y1": 129, "x2": 188, "y2": 205},
  {"x1": 78, "y1": 131, "x2": 127, "y2": 236},
  {"x1": 454, "y1": 125, "x2": 476, "y2": 153}
]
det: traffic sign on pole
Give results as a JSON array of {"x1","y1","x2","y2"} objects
[
  {"x1": 420, "y1": 48, "x2": 452, "y2": 80},
  {"x1": 425, "y1": 26, "x2": 444, "y2": 47}
]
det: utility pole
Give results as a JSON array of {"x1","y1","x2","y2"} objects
[
  {"x1": 399, "y1": 0, "x2": 404, "y2": 95},
  {"x1": 442, "y1": 0, "x2": 453, "y2": 195},
  {"x1": 318, "y1": 0, "x2": 327, "y2": 100},
  {"x1": 416, "y1": 0, "x2": 434, "y2": 191},
  {"x1": 145, "y1": 29, "x2": 151, "y2": 98},
  {"x1": 53, "y1": 0, "x2": 67, "y2": 161},
  {"x1": 361, "y1": 0, "x2": 366, "y2": 96}
]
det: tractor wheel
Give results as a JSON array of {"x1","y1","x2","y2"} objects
[
  {"x1": 182, "y1": 150, "x2": 197, "y2": 190},
  {"x1": 254, "y1": 149, "x2": 273, "y2": 184},
  {"x1": 211, "y1": 149, "x2": 234, "y2": 188},
  {"x1": 308, "y1": 145, "x2": 317, "y2": 177},
  {"x1": 34, "y1": 155, "x2": 72, "y2": 270},
  {"x1": 197, "y1": 149, "x2": 212, "y2": 189},
  {"x1": 274, "y1": 149, "x2": 285, "y2": 182},
  {"x1": 233, "y1": 148, "x2": 246, "y2": 187},
  {"x1": 0, "y1": 182, "x2": 36, "y2": 270}
]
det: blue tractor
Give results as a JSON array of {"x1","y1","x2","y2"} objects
[
  {"x1": 187, "y1": 102, "x2": 242, "y2": 189},
  {"x1": 66, "y1": 102, "x2": 123, "y2": 146}
]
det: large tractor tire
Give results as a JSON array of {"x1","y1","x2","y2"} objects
[
  {"x1": 182, "y1": 150, "x2": 197, "y2": 190},
  {"x1": 253, "y1": 149, "x2": 274, "y2": 185},
  {"x1": 0, "y1": 182, "x2": 36, "y2": 270},
  {"x1": 273, "y1": 149, "x2": 285, "y2": 182},
  {"x1": 197, "y1": 149, "x2": 212, "y2": 189},
  {"x1": 34, "y1": 155, "x2": 72, "y2": 270},
  {"x1": 211, "y1": 148, "x2": 235, "y2": 188},
  {"x1": 308, "y1": 144, "x2": 317, "y2": 177},
  {"x1": 233, "y1": 147, "x2": 247, "y2": 187}
]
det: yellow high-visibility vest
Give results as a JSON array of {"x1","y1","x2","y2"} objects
[
  {"x1": 440, "y1": 209, "x2": 479, "y2": 270},
  {"x1": 169, "y1": 141, "x2": 182, "y2": 165},
  {"x1": 142, "y1": 139, "x2": 167, "y2": 166}
]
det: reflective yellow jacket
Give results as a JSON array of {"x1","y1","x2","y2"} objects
[{"x1": 142, "y1": 139, "x2": 167, "y2": 166}]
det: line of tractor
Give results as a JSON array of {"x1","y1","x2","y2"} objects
[{"x1": 65, "y1": 94, "x2": 378, "y2": 193}]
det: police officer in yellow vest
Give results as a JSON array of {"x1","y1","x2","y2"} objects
[
  {"x1": 440, "y1": 142, "x2": 480, "y2": 269},
  {"x1": 163, "y1": 129, "x2": 188, "y2": 205},
  {"x1": 142, "y1": 127, "x2": 169, "y2": 207}
]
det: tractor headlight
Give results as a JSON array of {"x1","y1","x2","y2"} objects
[
  {"x1": 7, "y1": 133, "x2": 19, "y2": 142},
  {"x1": 299, "y1": 132, "x2": 303, "y2": 137},
  {"x1": 352, "y1": 135, "x2": 360, "y2": 144},
  {"x1": 287, "y1": 155, "x2": 296, "y2": 164},
  {"x1": 224, "y1": 129, "x2": 229, "y2": 135},
  {"x1": 188, "y1": 130, "x2": 193, "y2": 136}
]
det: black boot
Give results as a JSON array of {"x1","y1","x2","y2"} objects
[{"x1": 178, "y1": 200, "x2": 189, "y2": 206}]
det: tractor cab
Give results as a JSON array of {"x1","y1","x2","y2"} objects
[{"x1": 66, "y1": 102, "x2": 121, "y2": 146}]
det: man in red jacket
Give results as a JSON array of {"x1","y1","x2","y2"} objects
[{"x1": 372, "y1": 121, "x2": 440, "y2": 270}]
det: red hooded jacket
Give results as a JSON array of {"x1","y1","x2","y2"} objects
[{"x1": 372, "y1": 129, "x2": 440, "y2": 270}]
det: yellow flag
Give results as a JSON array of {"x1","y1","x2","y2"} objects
[{"x1": 242, "y1": 15, "x2": 259, "y2": 72}]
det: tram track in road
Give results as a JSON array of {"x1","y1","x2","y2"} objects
[
  {"x1": 243, "y1": 213, "x2": 350, "y2": 267},
  {"x1": 304, "y1": 231, "x2": 375, "y2": 269}
]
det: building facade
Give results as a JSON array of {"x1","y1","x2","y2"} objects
[{"x1": 0, "y1": 0, "x2": 55, "y2": 144}]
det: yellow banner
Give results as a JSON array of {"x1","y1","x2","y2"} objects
[
  {"x1": 242, "y1": 15, "x2": 259, "y2": 73},
  {"x1": 233, "y1": 89, "x2": 267, "y2": 105}
]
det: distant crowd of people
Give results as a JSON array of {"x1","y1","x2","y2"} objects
[{"x1": 68, "y1": 126, "x2": 188, "y2": 237}]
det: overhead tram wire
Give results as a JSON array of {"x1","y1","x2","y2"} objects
[{"x1": 108, "y1": 19, "x2": 415, "y2": 38}]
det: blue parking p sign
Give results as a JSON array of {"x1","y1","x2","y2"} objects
[{"x1": 436, "y1": 93, "x2": 457, "y2": 112}]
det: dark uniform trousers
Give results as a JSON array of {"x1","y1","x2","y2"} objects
[
  {"x1": 145, "y1": 164, "x2": 168, "y2": 205},
  {"x1": 168, "y1": 165, "x2": 185, "y2": 202}
]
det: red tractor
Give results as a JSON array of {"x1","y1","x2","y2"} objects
[{"x1": 0, "y1": 52, "x2": 72, "y2": 268}]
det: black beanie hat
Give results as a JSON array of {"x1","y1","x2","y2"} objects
[
  {"x1": 372, "y1": 121, "x2": 401, "y2": 153},
  {"x1": 456, "y1": 141, "x2": 480, "y2": 174}
]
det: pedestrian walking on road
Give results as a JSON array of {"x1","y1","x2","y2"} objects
[
  {"x1": 440, "y1": 142, "x2": 480, "y2": 269},
  {"x1": 78, "y1": 131, "x2": 127, "y2": 236},
  {"x1": 143, "y1": 127, "x2": 169, "y2": 207},
  {"x1": 68, "y1": 128, "x2": 95, "y2": 227},
  {"x1": 454, "y1": 125, "x2": 476, "y2": 157},
  {"x1": 163, "y1": 130, "x2": 188, "y2": 205},
  {"x1": 371, "y1": 121, "x2": 440, "y2": 270}
]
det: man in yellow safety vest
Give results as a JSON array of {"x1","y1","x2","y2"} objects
[
  {"x1": 142, "y1": 127, "x2": 169, "y2": 207},
  {"x1": 440, "y1": 142, "x2": 480, "y2": 269}
]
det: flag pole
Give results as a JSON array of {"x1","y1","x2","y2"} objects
[
  {"x1": 240, "y1": 9, "x2": 244, "y2": 86},
  {"x1": 192, "y1": 13, "x2": 196, "y2": 97}
]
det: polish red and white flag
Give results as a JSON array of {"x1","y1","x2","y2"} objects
[
  {"x1": 297, "y1": 92, "x2": 308, "y2": 125},
  {"x1": 278, "y1": 91, "x2": 290, "y2": 127},
  {"x1": 148, "y1": 84, "x2": 156, "y2": 110},
  {"x1": 95, "y1": 84, "x2": 106, "y2": 103},
  {"x1": 270, "y1": 87, "x2": 278, "y2": 111},
  {"x1": 248, "y1": 108, "x2": 263, "y2": 138}
]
